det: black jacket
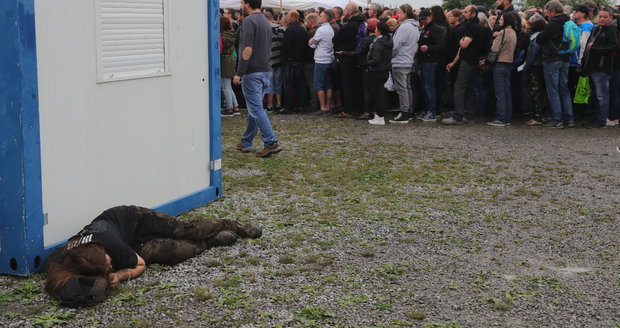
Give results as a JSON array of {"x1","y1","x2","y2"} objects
[
  {"x1": 333, "y1": 15, "x2": 366, "y2": 52},
  {"x1": 417, "y1": 22, "x2": 447, "y2": 63},
  {"x1": 536, "y1": 14, "x2": 570, "y2": 63},
  {"x1": 615, "y1": 22, "x2": 620, "y2": 70},
  {"x1": 282, "y1": 21, "x2": 308, "y2": 62},
  {"x1": 447, "y1": 23, "x2": 465, "y2": 63},
  {"x1": 340, "y1": 34, "x2": 375, "y2": 68},
  {"x1": 583, "y1": 22, "x2": 618, "y2": 74},
  {"x1": 366, "y1": 35, "x2": 393, "y2": 71},
  {"x1": 460, "y1": 17, "x2": 488, "y2": 66}
]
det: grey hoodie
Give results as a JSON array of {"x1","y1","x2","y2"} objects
[{"x1": 391, "y1": 18, "x2": 420, "y2": 68}]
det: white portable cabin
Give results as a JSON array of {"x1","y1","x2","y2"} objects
[{"x1": 0, "y1": 0, "x2": 222, "y2": 275}]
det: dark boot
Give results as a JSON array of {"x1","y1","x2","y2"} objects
[
  {"x1": 235, "y1": 222, "x2": 262, "y2": 239},
  {"x1": 206, "y1": 230, "x2": 239, "y2": 248}
]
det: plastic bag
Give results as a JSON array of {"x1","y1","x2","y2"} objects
[
  {"x1": 573, "y1": 76, "x2": 590, "y2": 104},
  {"x1": 384, "y1": 72, "x2": 395, "y2": 92}
]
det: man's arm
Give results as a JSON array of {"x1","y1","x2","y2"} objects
[
  {"x1": 459, "y1": 36, "x2": 473, "y2": 49},
  {"x1": 108, "y1": 254, "x2": 146, "y2": 288},
  {"x1": 236, "y1": 20, "x2": 256, "y2": 78}
]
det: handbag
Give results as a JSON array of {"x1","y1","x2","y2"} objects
[
  {"x1": 384, "y1": 72, "x2": 395, "y2": 92},
  {"x1": 486, "y1": 30, "x2": 505, "y2": 65},
  {"x1": 573, "y1": 76, "x2": 590, "y2": 104}
]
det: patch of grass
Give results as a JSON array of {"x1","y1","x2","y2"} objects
[
  {"x1": 204, "y1": 259, "x2": 223, "y2": 267},
  {"x1": 32, "y1": 312, "x2": 76, "y2": 328},
  {"x1": 278, "y1": 254, "x2": 296, "y2": 264},
  {"x1": 13, "y1": 281, "x2": 43, "y2": 304},
  {"x1": 373, "y1": 264, "x2": 407, "y2": 280},
  {"x1": 193, "y1": 285, "x2": 212, "y2": 301},
  {"x1": 406, "y1": 309, "x2": 427, "y2": 320},
  {"x1": 213, "y1": 275, "x2": 243, "y2": 289}
]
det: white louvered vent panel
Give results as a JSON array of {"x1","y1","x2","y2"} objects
[{"x1": 96, "y1": 0, "x2": 168, "y2": 82}]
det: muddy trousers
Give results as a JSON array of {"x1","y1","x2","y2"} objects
[{"x1": 130, "y1": 207, "x2": 249, "y2": 266}]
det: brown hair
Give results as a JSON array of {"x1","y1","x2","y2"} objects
[
  {"x1": 45, "y1": 243, "x2": 110, "y2": 296},
  {"x1": 220, "y1": 16, "x2": 231, "y2": 32},
  {"x1": 399, "y1": 4, "x2": 414, "y2": 19}
]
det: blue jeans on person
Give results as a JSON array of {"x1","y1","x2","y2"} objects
[
  {"x1": 265, "y1": 66, "x2": 282, "y2": 94},
  {"x1": 240, "y1": 72, "x2": 277, "y2": 148},
  {"x1": 589, "y1": 71, "x2": 611, "y2": 125},
  {"x1": 609, "y1": 69, "x2": 620, "y2": 121},
  {"x1": 221, "y1": 77, "x2": 238, "y2": 109},
  {"x1": 493, "y1": 63, "x2": 513, "y2": 123},
  {"x1": 543, "y1": 60, "x2": 573, "y2": 124},
  {"x1": 420, "y1": 62, "x2": 437, "y2": 115}
]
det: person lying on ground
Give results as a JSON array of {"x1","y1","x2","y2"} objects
[{"x1": 44, "y1": 205, "x2": 262, "y2": 307}]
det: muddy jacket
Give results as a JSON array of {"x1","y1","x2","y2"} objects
[
  {"x1": 536, "y1": 14, "x2": 570, "y2": 63},
  {"x1": 583, "y1": 22, "x2": 618, "y2": 74}
]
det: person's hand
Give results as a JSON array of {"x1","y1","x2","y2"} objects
[
  {"x1": 492, "y1": 31, "x2": 501, "y2": 38},
  {"x1": 308, "y1": 39, "x2": 314, "y2": 46},
  {"x1": 420, "y1": 45, "x2": 428, "y2": 52},
  {"x1": 586, "y1": 42, "x2": 593, "y2": 49},
  {"x1": 446, "y1": 62, "x2": 455, "y2": 72},
  {"x1": 233, "y1": 75, "x2": 241, "y2": 85},
  {"x1": 108, "y1": 273, "x2": 120, "y2": 289}
]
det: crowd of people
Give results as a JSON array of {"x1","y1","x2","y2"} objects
[{"x1": 220, "y1": 1, "x2": 620, "y2": 128}]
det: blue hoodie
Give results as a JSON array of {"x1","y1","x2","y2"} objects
[{"x1": 571, "y1": 20, "x2": 594, "y2": 67}]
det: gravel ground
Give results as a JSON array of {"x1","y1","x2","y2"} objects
[{"x1": 1, "y1": 114, "x2": 619, "y2": 328}]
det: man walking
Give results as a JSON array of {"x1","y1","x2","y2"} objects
[{"x1": 234, "y1": 0, "x2": 281, "y2": 157}]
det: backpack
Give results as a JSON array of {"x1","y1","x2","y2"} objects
[
  {"x1": 557, "y1": 21, "x2": 580, "y2": 54},
  {"x1": 355, "y1": 22, "x2": 368, "y2": 52}
]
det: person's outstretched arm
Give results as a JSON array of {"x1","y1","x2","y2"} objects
[{"x1": 108, "y1": 253, "x2": 146, "y2": 288}]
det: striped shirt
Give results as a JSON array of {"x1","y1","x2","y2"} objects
[{"x1": 270, "y1": 22, "x2": 284, "y2": 67}]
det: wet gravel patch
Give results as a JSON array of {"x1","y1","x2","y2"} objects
[{"x1": 1, "y1": 115, "x2": 619, "y2": 327}]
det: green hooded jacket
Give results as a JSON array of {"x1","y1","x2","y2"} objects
[{"x1": 221, "y1": 31, "x2": 236, "y2": 78}]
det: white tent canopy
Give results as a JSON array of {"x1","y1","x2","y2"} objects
[{"x1": 220, "y1": 0, "x2": 367, "y2": 10}]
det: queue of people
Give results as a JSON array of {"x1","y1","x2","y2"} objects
[{"x1": 220, "y1": 1, "x2": 620, "y2": 128}]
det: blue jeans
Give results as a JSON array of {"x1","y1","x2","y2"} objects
[
  {"x1": 265, "y1": 66, "x2": 282, "y2": 94},
  {"x1": 543, "y1": 61, "x2": 573, "y2": 124},
  {"x1": 221, "y1": 77, "x2": 238, "y2": 110},
  {"x1": 609, "y1": 69, "x2": 620, "y2": 121},
  {"x1": 241, "y1": 72, "x2": 277, "y2": 148},
  {"x1": 589, "y1": 71, "x2": 611, "y2": 125},
  {"x1": 420, "y1": 62, "x2": 437, "y2": 115},
  {"x1": 493, "y1": 63, "x2": 513, "y2": 123}
]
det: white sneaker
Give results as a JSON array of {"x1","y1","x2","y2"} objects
[
  {"x1": 606, "y1": 119, "x2": 619, "y2": 127},
  {"x1": 368, "y1": 114, "x2": 385, "y2": 125}
]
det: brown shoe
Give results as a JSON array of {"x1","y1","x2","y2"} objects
[
  {"x1": 256, "y1": 141, "x2": 282, "y2": 157},
  {"x1": 236, "y1": 141, "x2": 252, "y2": 153}
]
